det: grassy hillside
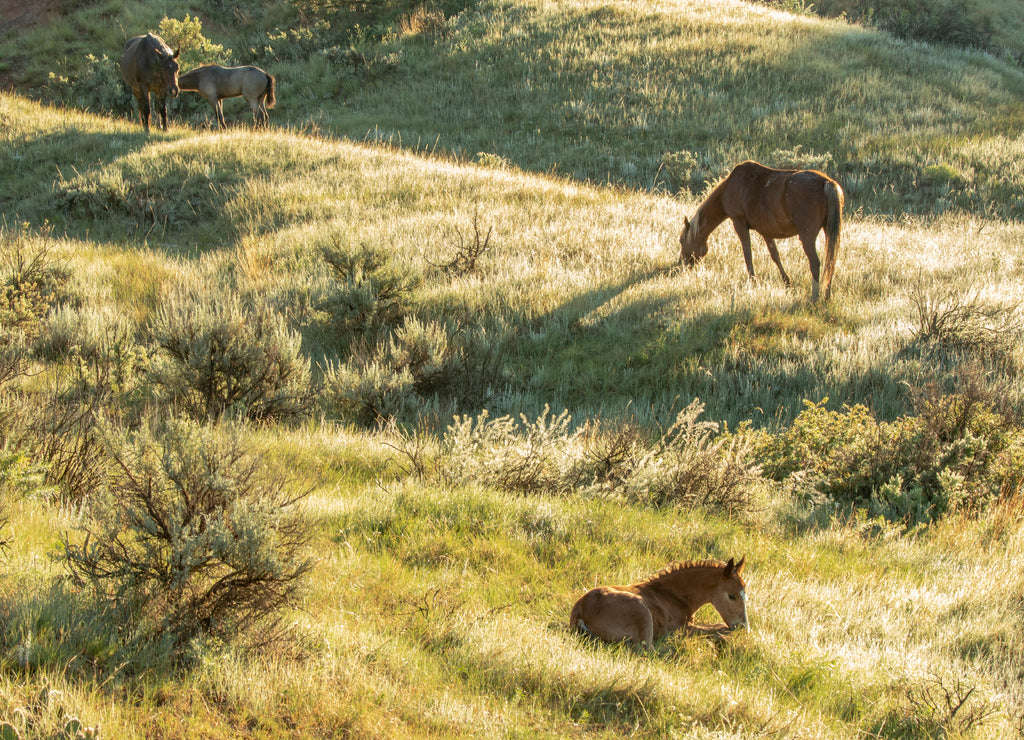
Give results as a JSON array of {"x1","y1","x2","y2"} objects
[
  {"x1": 6, "y1": 0, "x2": 1024, "y2": 219},
  {"x1": 3, "y1": 87, "x2": 1024, "y2": 738},
  {"x1": 2, "y1": 0, "x2": 1024, "y2": 737}
]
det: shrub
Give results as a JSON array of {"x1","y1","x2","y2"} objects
[
  {"x1": 158, "y1": 14, "x2": 232, "y2": 69},
  {"x1": 323, "y1": 316, "x2": 501, "y2": 426},
  {"x1": 323, "y1": 355, "x2": 417, "y2": 426},
  {"x1": 428, "y1": 205, "x2": 494, "y2": 276},
  {"x1": 758, "y1": 387, "x2": 1023, "y2": 525},
  {"x1": 437, "y1": 400, "x2": 760, "y2": 513},
  {"x1": 0, "y1": 329, "x2": 30, "y2": 389},
  {"x1": 46, "y1": 53, "x2": 134, "y2": 120},
  {"x1": 0, "y1": 228, "x2": 76, "y2": 340},
  {"x1": 149, "y1": 286, "x2": 313, "y2": 423},
  {"x1": 62, "y1": 418, "x2": 314, "y2": 653},
  {"x1": 767, "y1": 145, "x2": 834, "y2": 172},
  {"x1": 36, "y1": 304, "x2": 140, "y2": 365},
  {"x1": 658, "y1": 150, "x2": 724, "y2": 194},
  {"x1": 17, "y1": 355, "x2": 132, "y2": 505},
  {"x1": 320, "y1": 240, "x2": 420, "y2": 347},
  {"x1": 906, "y1": 283, "x2": 1023, "y2": 377},
  {"x1": 440, "y1": 406, "x2": 588, "y2": 494},
  {"x1": 613, "y1": 402, "x2": 760, "y2": 512}
]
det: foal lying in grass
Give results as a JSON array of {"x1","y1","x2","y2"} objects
[{"x1": 570, "y1": 557, "x2": 747, "y2": 647}]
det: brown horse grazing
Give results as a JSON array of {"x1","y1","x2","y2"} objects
[
  {"x1": 570, "y1": 558, "x2": 747, "y2": 647},
  {"x1": 120, "y1": 33, "x2": 180, "y2": 133},
  {"x1": 679, "y1": 160, "x2": 844, "y2": 301},
  {"x1": 178, "y1": 65, "x2": 276, "y2": 129}
]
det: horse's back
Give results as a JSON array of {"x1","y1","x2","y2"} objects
[
  {"x1": 194, "y1": 65, "x2": 270, "y2": 99},
  {"x1": 119, "y1": 35, "x2": 145, "y2": 86},
  {"x1": 570, "y1": 586, "x2": 652, "y2": 645},
  {"x1": 724, "y1": 160, "x2": 836, "y2": 235},
  {"x1": 119, "y1": 33, "x2": 171, "y2": 89}
]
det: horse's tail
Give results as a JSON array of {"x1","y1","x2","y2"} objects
[
  {"x1": 264, "y1": 73, "x2": 276, "y2": 110},
  {"x1": 569, "y1": 600, "x2": 585, "y2": 632},
  {"x1": 820, "y1": 180, "x2": 843, "y2": 301}
]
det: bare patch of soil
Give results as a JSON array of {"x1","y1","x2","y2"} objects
[{"x1": 0, "y1": 0, "x2": 59, "y2": 35}]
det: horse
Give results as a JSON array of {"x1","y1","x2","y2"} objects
[
  {"x1": 120, "y1": 33, "x2": 180, "y2": 133},
  {"x1": 679, "y1": 160, "x2": 844, "y2": 301},
  {"x1": 569, "y1": 557, "x2": 747, "y2": 647},
  {"x1": 177, "y1": 65, "x2": 276, "y2": 129}
]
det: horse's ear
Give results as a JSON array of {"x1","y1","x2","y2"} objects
[
  {"x1": 736, "y1": 556, "x2": 746, "y2": 576},
  {"x1": 683, "y1": 216, "x2": 690, "y2": 230},
  {"x1": 172, "y1": 49, "x2": 180, "y2": 59},
  {"x1": 723, "y1": 557, "x2": 736, "y2": 578}
]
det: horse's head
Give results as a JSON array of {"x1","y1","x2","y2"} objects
[
  {"x1": 155, "y1": 45, "x2": 181, "y2": 98},
  {"x1": 678, "y1": 214, "x2": 708, "y2": 267},
  {"x1": 710, "y1": 556, "x2": 748, "y2": 630}
]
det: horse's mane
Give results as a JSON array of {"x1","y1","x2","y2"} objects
[
  {"x1": 701, "y1": 169, "x2": 734, "y2": 202},
  {"x1": 691, "y1": 172, "x2": 733, "y2": 230},
  {"x1": 643, "y1": 559, "x2": 727, "y2": 584}
]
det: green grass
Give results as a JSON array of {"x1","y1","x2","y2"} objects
[{"x1": 2, "y1": 0, "x2": 1024, "y2": 736}]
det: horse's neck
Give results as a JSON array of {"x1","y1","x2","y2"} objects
[
  {"x1": 696, "y1": 193, "x2": 728, "y2": 237},
  {"x1": 641, "y1": 567, "x2": 718, "y2": 618}
]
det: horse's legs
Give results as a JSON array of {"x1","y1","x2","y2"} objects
[
  {"x1": 156, "y1": 94, "x2": 169, "y2": 131},
  {"x1": 133, "y1": 89, "x2": 151, "y2": 133},
  {"x1": 251, "y1": 97, "x2": 266, "y2": 128},
  {"x1": 799, "y1": 231, "x2": 822, "y2": 301},
  {"x1": 215, "y1": 99, "x2": 227, "y2": 129},
  {"x1": 732, "y1": 219, "x2": 756, "y2": 279},
  {"x1": 763, "y1": 237, "x2": 791, "y2": 286},
  {"x1": 638, "y1": 610, "x2": 654, "y2": 647}
]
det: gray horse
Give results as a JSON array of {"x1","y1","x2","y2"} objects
[
  {"x1": 178, "y1": 65, "x2": 276, "y2": 129},
  {"x1": 120, "y1": 33, "x2": 180, "y2": 133}
]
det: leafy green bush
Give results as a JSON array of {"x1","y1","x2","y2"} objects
[
  {"x1": 758, "y1": 390, "x2": 1024, "y2": 525},
  {"x1": 62, "y1": 418, "x2": 314, "y2": 653},
  {"x1": 46, "y1": 53, "x2": 134, "y2": 120},
  {"x1": 149, "y1": 286, "x2": 313, "y2": 423},
  {"x1": 159, "y1": 14, "x2": 232, "y2": 69}
]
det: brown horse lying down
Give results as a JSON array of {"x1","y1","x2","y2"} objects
[
  {"x1": 570, "y1": 558, "x2": 747, "y2": 646},
  {"x1": 679, "y1": 160, "x2": 844, "y2": 301}
]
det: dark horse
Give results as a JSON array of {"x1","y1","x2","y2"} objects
[
  {"x1": 120, "y1": 33, "x2": 180, "y2": 133},
  {"x1": 679, "y1": 160, "x2": 844, "y2": 301},
  {"x1": 178, "y1": 65, "x2": 276, "y2": 129}
]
